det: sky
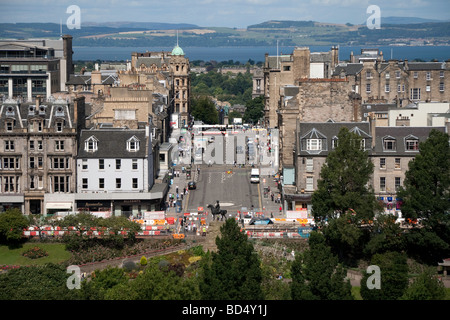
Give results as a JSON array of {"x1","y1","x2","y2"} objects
[{"x1": 0, "y1": 0, "x2": 449, "y2": 28}]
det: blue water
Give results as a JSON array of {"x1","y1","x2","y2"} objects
[{"x1": 73, "y1": 45, "x2": 450, "y2": 62}]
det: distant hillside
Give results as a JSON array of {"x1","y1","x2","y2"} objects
[
  {"x1": 380, "y1": 16, "x2": 447, "y2": 25},
  {"x1": 82, "y1": 21, "x2": 199, "y2": 30},
  {"x1": 0, "y1": 19, "x2": 448, "y2": 47},
  {"x1": 247, "y1": 20, "x2": 315, "y2": 29}
]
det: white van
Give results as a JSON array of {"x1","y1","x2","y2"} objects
[{"x1": 250, "y1": 168, "x2": 260, "y2": 183}]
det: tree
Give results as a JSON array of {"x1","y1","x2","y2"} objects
[
  {"x1": 360, "y1": 251, "x2": 409, "y2": 300},
  {"x1": 401, "y1": 268, "x2": 446, "y2": 300},
  {"x1": 243, "y1": 95, "x2": 264, "y2": 124},
  {"x1": 312, "y1": 127, "x2": 382, "y2": 223},
  {"x1": 190, "y1": 95, "x2": 219, "y2": 124},
  {"x1": 200, "y1": 218, "x2": 263, "y2": 300},
  {"x1": 396, "y1": 129, "x2": 450, "y2": 263},
  {"x1": 364, "y1": 214, "x2": 405, "y2": 256},
  {"x1": 291, "y1": 231, "x2": 353, "y2": 300},
  {"x1": 0, "y1": 264, "x2": 77, "y2": 300},
  {"x1": 0, "y1": 208, "x2": 29, "y2": 243}
]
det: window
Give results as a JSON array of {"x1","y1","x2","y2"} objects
[
  {"x1": 99, "y1": 159, "x2": 104, "y2": 170},
  {"x1": 132, "y1": 159, "x2": 138, "y2": 170},
  {"x1": 410, "y1": 88, "x2": 421, "y2": 100},
  {"x1": 99, "y1": 178, "x2": 104, "y2": 189},
  {"x1": 383, "y1": 138, "x2": 396, "y2": 151},
  {"x1": 426, "y1": 85, "x2": 431, "y2": 92},
  {"x1": 331, "y1": 137, "x2": 338, "y2": 149},
  {"x1": 82, "y1": 178, "x2": 88, "y2": 189},
  {"x1": 37, "y1": 140, "x2": 43, "y2": 151},
  {"x1": 29, "y1": 140, "x2": 35, "y2": 150},
  {"x1": 283, "y1": 66, "x2": 291, "y2": 71},
  {"x1": 56, "y1": 121, "x2": 63, "y2": 132},
  {"x1": 6, "y1": 121, "x2": 13, "y2": 131},
  {"x1": 84, "y1": 136, "x2": 98, "y2": 152},
  {"x1": 30, "y1": 175, "x2": 35, "y2": 189},
  {"x1": 426, "y1": 72, "x2": 431, "y2": 80},
  {"x1": 380, "y1": 158, "x2": 386, "y2": 169},
  {"x1": 82, "y1": 159, "x2": 88, "y2": 170},
  {"x1": 127, "y1": 136, "x2": 140, "y2": 152},
  {"x1": 440, "y1": 71, "x2": 444, "y2": 78},
  {"x1": 395, "y1": 71, "x2": 401, "y2": 78},
  {"x1": 55, "y1": 140, "x2": 64, "y2": 151},
  {"x1": 366, "y1": 71, "x2": 372, "y2": 79},
  {"x1": 54, "y1": 176, "x2": 69, "y2": 193},
  {"x1": 380, "y1": 177, "x2": 386, "y2": 192},
  {"x1": 2, "y1": 157, "x2": 19, "y2": 170},
  {"x1": 3, "y1": 176, "x2": 18, "y2": 192},
  {"x1": 132, "y1": 178, "x2": 138, "y2": 189},
  {"x1": 306, "y1": 176, "x2": 314, "y2": 191},
  {"x1": 413, "y1": 71, "x2": 418, "y2": 79},
  {"x1": 5, "y1": 140, "x2": 14, "y2": 151},
  {"x1": 405, "y1": 138, "x2": 419, "y2": 151},
  {"x1": 29, "y1": 157, "x2": 35, "y2": 169},
  {"x1": 440, "y1": 83, "x2": 445, "y2": 92},
  {"x1": 395, "y1": 177, "x2": 401, "y2": 191},
  {"x1": 395, "y1": 158, "x2": 401, "y2": 169},
  {"x1": 306, "y1": 158, "x2": 313, "y2": 172},
  {"x1": 116, "y1": 178, "x2": 121, "y2": 189},
  {"x1": 366, "y1": 83, "x2": 371, "y2": 93},
  {"x1": 38, "y1": 157, "x2": 43, "y2": 169},
  {"x1": 53, "y1": 157, "x2": 69, "y2": 169},
  {"x1": 116, "y1": 159, "x2": 121, "y2": 170},
  {"x1": 306, "y1": 139, "x2": 322, "y2": 151},
  {"x1": 385, "y1": 72, "x2": 390, "y2": 79},
  {"x1": 385, "y1": 84, "x2": 390, "y2": 93}
]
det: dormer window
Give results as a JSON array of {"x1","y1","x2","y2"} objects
[
  {"x1": 383, "y1": 136, "x2": 396, "y2": 151},
  {"x1": 84, "y1": 136, "x2": 98, "y2": 152},
  {"x1": 55, "y1": 106, "x2": 65, "y2": 117},
  {"x1": 405, "y1": 135, "x2": 419, "y2": 151},
  {"x1": 127, "y1": 136, "x2": 140, "y2": 152},
  {"x1": 301, "y1": 128, "x2": 326, "y2": 154}
]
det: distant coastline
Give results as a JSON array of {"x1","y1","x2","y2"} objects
[{"x1": 73, "y1": 45, "x2": 450, "y2": 63}]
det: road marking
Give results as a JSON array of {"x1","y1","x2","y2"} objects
[{"x1": 257, "y1": 181, "x2": 262, "y2": 212}]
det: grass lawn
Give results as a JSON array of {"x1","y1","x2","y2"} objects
[{"x1": 0, "y1": 242, "x2": 71, "y2": 266}]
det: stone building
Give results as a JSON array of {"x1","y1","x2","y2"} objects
[
  {"x1": 0, "y1": 36, "x2": 74, "y2": 100},
  {"x1": 128, "y1": 44, "x2": 191, "y2": 128},
  {"x1": 334, "y1": 50, "x2": 450, "y2": 106},
  {"x1": 289, "y1": 120, "x2": 446, "y2": 216},
  {"x1": 262, "y1": 46, "x2": 339, "y2": 128},
  {"x1": 0, "y1": 95, "x2": 85, "y2": 214}
]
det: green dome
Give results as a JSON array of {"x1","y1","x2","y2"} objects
[{"x1": 171, "y1": 45, "x2": 184, "y2": 56}]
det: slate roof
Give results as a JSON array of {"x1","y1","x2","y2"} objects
[
  {"x1": 78, "y1": 129, "x2": 148, "y2": 159},
  {"x1": 0, "y1": 97, "x2": 74, "y2": 131},
  {"x1": 372, "y1": 126, "x2": 446, "y2": 156},
  {"x1": 297, "y1": 122, "x2": 372, "y2": 156},
  {"x1": 333, "y1": 63, "x2": 363, "y2": 76},
  {"x1": 407, "y1": 62, "x2": 445, "y2": 71}
]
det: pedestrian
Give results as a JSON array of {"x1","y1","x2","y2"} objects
[
  {"x1": 176, "y1": 186, "x2": 179, "y2": 194},
  {"x1": 271, "y1": 192, "x2": 274, "y2": 201}
]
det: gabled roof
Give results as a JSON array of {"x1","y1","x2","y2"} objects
[
  {"x1": 333, "y1": 63, "x2": 363, "y2": 76},
  {"x1": 78, "y1": 129, "x2": 147, "y2": 159},
  {"x1": 407, "y1": 62, "x2": 444, "y2": 71},
  {"x1": 372, "y1": 126, "x2": 446, "y2": 155}
]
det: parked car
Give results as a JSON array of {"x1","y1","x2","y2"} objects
[{"x1": 188, "y1": 181, "x2": 197, "y2": 190}]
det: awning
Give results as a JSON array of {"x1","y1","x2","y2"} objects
[{"x1": 46, "y1": 202, "x2": 73, "y2": 210}]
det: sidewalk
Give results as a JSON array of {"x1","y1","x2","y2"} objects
[{"x1": 258, "y1": 165, "x2": 283, "y2": 219}]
